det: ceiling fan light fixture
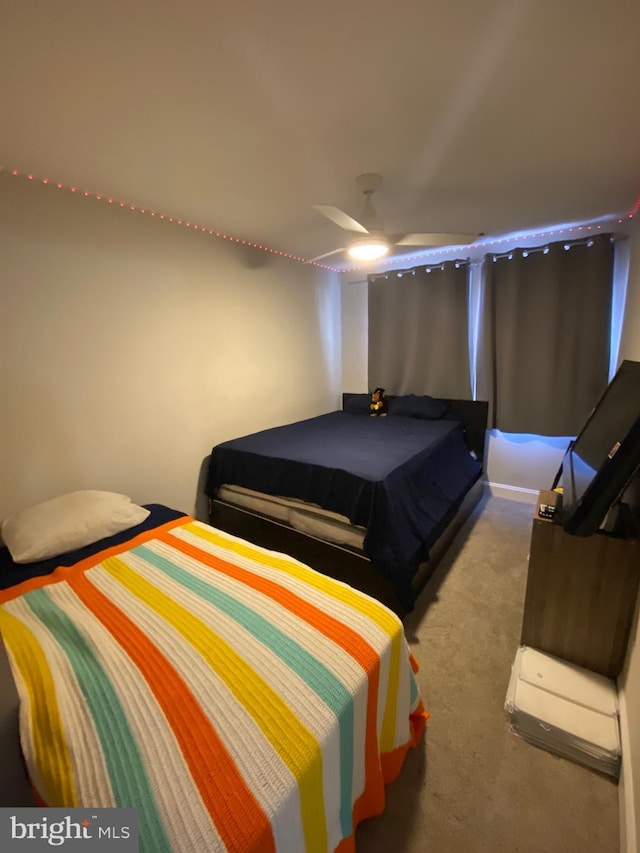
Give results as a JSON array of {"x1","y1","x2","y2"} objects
[{"x1": 347, "y1": 235, "x2": 391, "y2": 261}]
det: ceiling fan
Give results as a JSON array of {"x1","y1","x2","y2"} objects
[{"x1": 309, "y1": 173, "x2": 480, "y2": 263}]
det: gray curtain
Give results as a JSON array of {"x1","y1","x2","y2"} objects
[
  {"x1": 477, "y1": 234, "x2": 614, "y2": 435},
  {"x1": 368, "y1": 262, "x2": 472, "y2": 399}
]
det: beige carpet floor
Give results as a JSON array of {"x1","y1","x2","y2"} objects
[{"x1": 356, "y1": 493, "x2": 620, "y2": 853}]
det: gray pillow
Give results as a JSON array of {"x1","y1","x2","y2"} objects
[
  {"x1": 342, "y1": 394, "x2": 372, "y2": 415},
  {"x1": 388, "y1": 394, "x2": 450, "y2": 420}
]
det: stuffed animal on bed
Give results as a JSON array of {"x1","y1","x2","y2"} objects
[{"x1": 369, "y1": 387, "x2": 388, "y2": 416}]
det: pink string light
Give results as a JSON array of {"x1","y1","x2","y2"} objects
[
  {"x1": 627, "y1": 192, "x2": 640, "y2": 218},
  {"x1": 0, "y1": 166, "x2": 338, "y2": 271}
]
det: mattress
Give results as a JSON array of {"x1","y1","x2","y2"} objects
[
  {"x1": 0, "y1": 512, "x2": 427, "y2": 853},
  {"x1": 217, "y1": 484, "x2": 366, "y2": 549}
]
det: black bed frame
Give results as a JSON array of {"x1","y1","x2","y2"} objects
[{"x1": 209, "y1": 399, "x2": 489, "y2": 617}]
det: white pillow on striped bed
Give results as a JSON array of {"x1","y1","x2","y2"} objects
[{"x1": 1, "y1": 490, "x2": 150, "y2": 564}]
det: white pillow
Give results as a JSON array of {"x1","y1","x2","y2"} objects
[{"x1": 1, "y1": 490, "x2": 151, "y2": 564}]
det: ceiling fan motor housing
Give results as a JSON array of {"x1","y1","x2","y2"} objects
[{"x1": 354, "y1": 173, "x2": 383, "y2": 195}]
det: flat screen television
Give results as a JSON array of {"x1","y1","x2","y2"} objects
[{"x1": 560, "y1": 359, "x2": 640, "y2": 537}]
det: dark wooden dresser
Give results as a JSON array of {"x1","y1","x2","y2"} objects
[{"x1": 521, "y1": 489, "x2": 640, "y2": 679}]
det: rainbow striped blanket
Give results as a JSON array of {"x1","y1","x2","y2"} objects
[{"x1": 0, "y1": 516, "x2": 427, "y2": 853}]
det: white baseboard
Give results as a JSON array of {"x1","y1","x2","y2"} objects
[
  {"x1": 485, "y1": 482, "x2": 539, "y2": 504},
  {"x1": 618, "y1": 686, "x2": 638, "y2": 853}
]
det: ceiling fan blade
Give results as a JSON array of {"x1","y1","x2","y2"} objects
[
  {"x1": 395, "y1": 232, "x2": 480, "y2": 247},
  {"x1": 306, "y1": 247, "x2": 346, "y2": 263},
  {"x1": 313, "y1": 205, "x2": 369, "y2": 234}
]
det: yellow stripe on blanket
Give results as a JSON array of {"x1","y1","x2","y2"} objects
[
  {"x1": 183, "y1": 521, "x2": 403, "y2": 752},
  {"x1": 0, "y1": 608, "x2": 76, "y2": 807},
  {"x1": 101, "y1": 555, "x2": 328, "y2": 853}
]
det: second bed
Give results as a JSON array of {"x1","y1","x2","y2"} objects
[{"x1": 205, "y1": 394, "x2": 487, "y2": 613}]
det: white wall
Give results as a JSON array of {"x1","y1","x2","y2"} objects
[
  {"x1": 482, "y1": 432, "x2": 570, "y2": 499},
  {"x1": 616, "y1": 217, "x2": 640, "y2": 853},
  {"x1": 0, "y1": 174, "x2": 342, "y2": 521},
  {"x1": 341, "y1": 278, "x2": 368, "y2": 393}
]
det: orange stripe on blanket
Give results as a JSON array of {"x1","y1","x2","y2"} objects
[
  {"x1": 0, "y1": 517, "x2": 189, "y2": 603},
  {"x1": 160, "y1": 532, "x2": 390, "y2": 824},
  {"x1": 68, "y1": 572, "x2": 276, "y2": 853}
]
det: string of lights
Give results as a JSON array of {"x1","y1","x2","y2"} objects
[
  {"x1": 1, "y1": 164, "x2": 637, "y2": 274},
  {"x1": 369, "y1": 258, "x2": 471, "y2": 281},
  {"x1": 342, "y1": 213, "x2": 637, "y2": 273},
  {"x1": 489, "y1": 234, "x2": 613, "y2": 262},
  {"x1": 0, "y1": 166, "x2": 337, "y2": 271}
]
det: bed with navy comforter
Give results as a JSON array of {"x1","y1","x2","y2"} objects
[{"x1": 205, "y1": 397, "x2": 485, "y2": 611}]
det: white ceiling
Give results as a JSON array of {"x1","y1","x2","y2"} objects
[{"x1": 3, "y1": 0, "x2": 640, "y2": 268}]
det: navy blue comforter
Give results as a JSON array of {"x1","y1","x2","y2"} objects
[{"x1": 205, "y1": 411, "x2": 482, "y2": 607}]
